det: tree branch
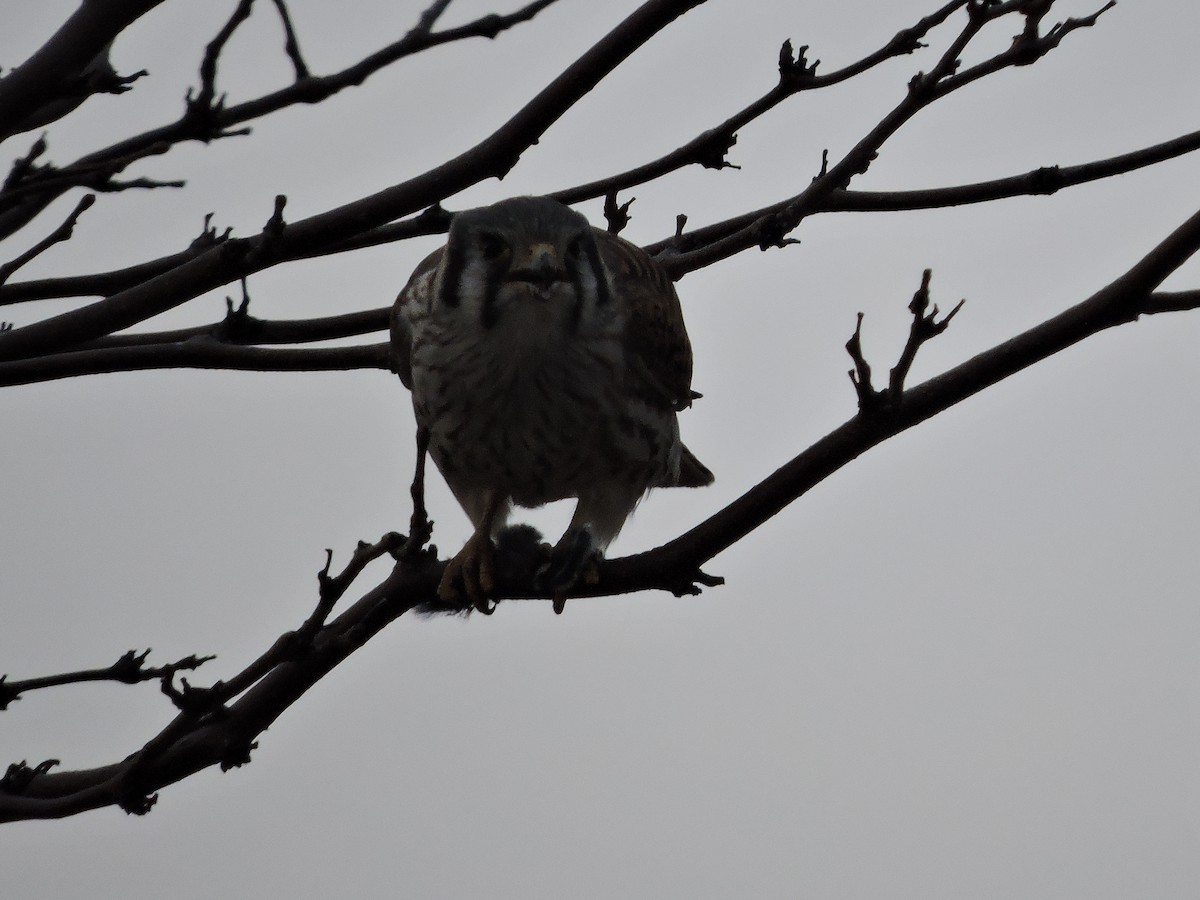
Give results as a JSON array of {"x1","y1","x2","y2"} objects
[
  {"x1": 2, "y1": 0, "x2": 1198, "y2": 829},
  {"x1": 642, "y1": 124, "x2": 1200, "y2": 257},
  {"x1": 0, "y1": 0, "x2": 710, "y2": 363},
  {"x1": 656, "y1": 0, "x2": 1117, "y2": 278},
  {"x1": 0, "y1": 194, "x2": 94, "y2": 288},
  {"x1": 0, "y1": 0, "x2": 167, "y2": 141},
  {"x1": 0, "y1": 536, "x2": 442, "y2": 822},
  {"x1": 551, "y1": 0, "x2": 969, "y2": 206},
  {"x1": 6, "y1": 200, "x2": 1200, "y2": 818},
  {"x1": 604, "y1": 204, "x2": 1200, "y2": 589},
  {"x1": 0, "y1": 340, "x2": 390, "y2": 387},
  {"x1": 1145, "y1": 290, "x2": 1200, "y2": 314},
  {"x1": 0, "y1": 1, "x2": 563, "y2": 241},
  {"x1": 0, "y1": 207, "x2": 447, "y2": 308},
  {"x1": 7, "y1": 115, "x2": 1199, "y2": 312},
  {"x1": 268, "y1": 0, "x2": 311, "y2": 81},
  {"x1": 82, "y1": 307, "x2": 391, "y2": 350},
  {"x1": 0, "y1": 139, "x2": 181, "y2": 242},
  {"x1": 0, "y1": 651, "x2": 214, "y2": 711}
]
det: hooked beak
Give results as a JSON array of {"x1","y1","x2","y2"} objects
[{"x1": 505, "y1": 242, "x2": 565, "y2": 291}]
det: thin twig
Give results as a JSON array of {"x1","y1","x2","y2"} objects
[
  {"x1": 414, "y1": 0, "x2": 454, "y2": 34},
  {"x1": 603, "y1": 191, "x2": 634, "y2": 235},
  {"x1": 0, "y1": 194, "x2": 94, "y2": 287},
  {"x1": 888, "y1": 269, "x2": 964, "y2": 398},
  {"x1": 185, "y1": 0, "x2": 256, "y2": 135},
  {"x1": 0, "y1": 650, "x2": 213, "y2": 710},
  {"x1": 845, "y1": 312, "x2": 877, "y2": 410},
  {"x1": 269, "y1": 0, "x2": 310, "y2": 79},
  {"x1": 1145, "y1": 290, "x2": 1200, "y2": 314}
]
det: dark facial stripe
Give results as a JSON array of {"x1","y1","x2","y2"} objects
[
  {"x1": 564, "y1": 234, "x2": 608, "y2": 331},
  {"x1": 439, "y1": 233, "x2": 466, "y2": 309},
  {"x1": 581, "y1": 238, "x2": 610, "y2": 306}
]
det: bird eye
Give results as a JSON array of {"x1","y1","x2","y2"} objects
[
  {"x1": 478, "y1": 233, "x2": 508, "y2": 261},
  {"x1": 565, "y1": 236, "x2": 585, "y2": 259}
]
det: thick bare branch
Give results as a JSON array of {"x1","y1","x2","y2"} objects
[
  {"x1": 0, "y1": 0, "x2": 167, "y2": 141},
  {"x1": 85, "y1": 307, "x2": 390, "y2": 349}
]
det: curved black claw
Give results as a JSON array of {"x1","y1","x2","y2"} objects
[
  {"x1": 535, "y1": 527, "x2": 600, "y2": 613},
  {"x1": 438, "y1": 530, "x2": 496, "y2": 614}
]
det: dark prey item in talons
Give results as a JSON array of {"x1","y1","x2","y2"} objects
[{"x1": 494, "y1": 524, "x2": 550, "y2": 587}]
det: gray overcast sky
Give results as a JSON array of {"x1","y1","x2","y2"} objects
[{"x1": 3, "y1": 1, "x2": 1200, "y2": 897}]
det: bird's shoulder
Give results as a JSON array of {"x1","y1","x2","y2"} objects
[{"x1": 390, "y1": 246, "x2": 444, "y2": 388}]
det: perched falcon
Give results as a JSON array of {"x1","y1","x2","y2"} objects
[{"x1": 391, "y1": 196, "x2": 712, "y2": 611}]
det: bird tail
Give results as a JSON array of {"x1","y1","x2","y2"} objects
[{"x1": 661, "y1": 443, "x2": 714, "y2": 488}]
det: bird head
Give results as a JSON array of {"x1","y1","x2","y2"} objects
[{"x1": 436, "y1": 197, "x2": 613, "y2": 332}]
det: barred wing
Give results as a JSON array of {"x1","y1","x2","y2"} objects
[{"x1": 594, "y1": 229, "x2": 695, "y2": 413}]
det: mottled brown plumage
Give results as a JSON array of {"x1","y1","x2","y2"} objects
[{"x1": 392, "y1": 196, "x2": 711, "y2": 610}]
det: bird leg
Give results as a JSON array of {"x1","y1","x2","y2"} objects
[
  {"x1": 438, "y1": 491, "x2": 505, "y2": 614},
  {"x1": 536, "y1": 526, "x2": 601, "y2": 614},
  {"x1": 406, "y1": 426, "x2": 433, "y2": 553},
  {"x1": 438, "y1": 530, "x2": 496, "y2": 613}
]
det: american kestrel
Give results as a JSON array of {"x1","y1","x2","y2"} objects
[{"x1": 391, "y1": 196, "x2": 712, "y2": 612}]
